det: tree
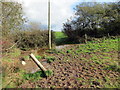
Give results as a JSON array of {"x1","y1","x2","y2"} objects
[
  {"x1": 1, "y1": 1, "x2": 26, "y2": 37},
  {"x1": 103, "y1": 2, "x2": 120, "y2": 35},
  {"x1": 63, "y1": 2, "x2": 120, "y2": 42}
]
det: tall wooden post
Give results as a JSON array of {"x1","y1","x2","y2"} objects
[{"x1": 48, "y1": 0, "x2": 51, "y2": 49}]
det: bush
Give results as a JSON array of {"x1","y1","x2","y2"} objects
[
  {"x1": 0, "y1": 37, "x2": 14, "y2": 53},
  {"x1": 63, "y1": 2, "x2": 120, "y2": 43},
  {"x1": 14, "y1": 30, "x2": 55, "y2": 50}
]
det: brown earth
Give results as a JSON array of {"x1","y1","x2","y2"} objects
[{"x1": 17, "y1": 45, "x2": 120, "y2": 88}]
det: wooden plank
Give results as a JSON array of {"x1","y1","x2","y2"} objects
[{"x1": 30, "y1": 53, "x2": 47, "y2": 72}]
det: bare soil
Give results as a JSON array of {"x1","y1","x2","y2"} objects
[{"x1": 17, "y1": 45, "x2": 120, "y2": 88}]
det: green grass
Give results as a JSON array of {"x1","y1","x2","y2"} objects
[
  {"x1": 78, "y1": 38, "x2": 118, "y2": 53},
  {"x1": 35, "y1": 55, "x2": 42, "y2": 60},
  {"x1": 7, "y1": 48, "x2": 21, "y2": 57},
  {"x1": 58, "y1": 38, "x2": 119, "y2": 72},
  {"x1": 45, "y1": 56, "x2": 55, "y2": 63},
  {"x1": 104, "y1": 64, "x2": 120, "y2": 72},
  {"x1": 54, "y1": 31, "x2": 68, "y2": 45},
  {"x1": 23, "y1": 71, "x2": 43, "y2": 81},
  {"x1": 66, "y1": 50, "x2": 71, "y2": 53},
  {"x1": 45, "y1": 70, "x2": 53, "y2": 77},
  {"x1": 23, "y1": 70, "x2": 53, "y2": 81},
  {"x1": 54, "y1": 31, "x2": 67, "y2": 39}
]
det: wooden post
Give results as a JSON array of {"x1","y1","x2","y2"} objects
[
  {"x1": 85, "y1": 34, "x2": 87, "y2": 43},
  {"x1": 30, "y1": 53, "x2": 47, "y2": 72},
  {"x1": 108, "y1": 33, "x2": 110, "y2": 38},
  {"x1": 48, "y1": 0, "x2": 52, "y2": 49}
]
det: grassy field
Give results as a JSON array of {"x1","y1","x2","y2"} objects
[
  {"x1": 54, "y1": 31, "x2": 67, "y2": 39},
  {"x1": 2, "y1": 34, "x2": 120, "y2": 88},
  {"x1": 54, "y1": 31, "x2": 68, "y2": 45}
]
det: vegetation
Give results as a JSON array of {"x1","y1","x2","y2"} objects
[
  {"x1": 14, "y1": 30, "x2": 55, "y2": 50},
  {"x1": 1, "y1": 2, "x2": 26, "y2": 52},
  {"x1": 1, "y1": 1, "x2": 120, "y2": 89},
  {"x1": 1, "y1": 2, "x2": 55, "y2": 52},
  {"x1": 23, "y1": 70, "x2": 53, "y2": 81},
  {"x1": 54, "y1": 31, "x2": 68, "y2": 45},
  {"x1": 45, "y1": 56, "x2": 55, "y2": 63},
  {"x1": 35, "y1": 55, "x2": 42, "y2": 60},
  {"x1": 2, "y1": 36, "x2": 119, "y2": 88},
  {"x1": 1, "y1": 2, "x2": 25, "y2": 37},
  {"x1": 45, "y1": 70, "x2": 53, "y2": 77},
  {"x1": 63, "y1": 2, "x2": 120, "y2": 43}
]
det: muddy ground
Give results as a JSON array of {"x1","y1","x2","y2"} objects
[{"x1": 17, "y1": 45, "x2": 120, "y2": 88}]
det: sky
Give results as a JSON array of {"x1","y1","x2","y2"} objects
[{"x1": 16, "y1": 0, "x2": 118, "y2": 31}]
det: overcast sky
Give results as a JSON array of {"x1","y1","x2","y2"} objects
[{"x1": 17, "y1": 0, "x2": 118, "y2": 31}]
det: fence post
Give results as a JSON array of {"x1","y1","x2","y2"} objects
[
  {"x1": 30, "y1": 53, "x2": 47, "y2": 72},
  {"x1": 85, "y1": 34, "x2": 87, "y2": 44}
]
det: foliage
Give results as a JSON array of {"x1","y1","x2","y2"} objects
[
  {"x1": 104, "y1": 64, "x2": 120, "y2": 72},
  {"x1": 54, "y1": 31, "x2": 68, "y2": 45},
  {"x1": 14, "y1": 30, "x2": 55, "y2": 49},
  {"x1": 23, "y1": 70, "x2": 53, "y2": 81},
  {"x1": 45, "y1": 56, "x2": 55, "y2": 63},
  {"x1": 58, "y1": 37, "x2": 119, "y2": 68},
  {"x1": 0, "y1": 37, "x2": 14, "y2": 52},
  {"x1": 55, "y1": 32, "x2": 67, "y2": 39},
  {"x1": 23, "y1": 71, "x2": 43, "y2": 81},
  {"x1": 66, "y1": 50, "x2": 71, "y2": 53},
  {"x1": 63, "y1": 2, "x2": 120, "y2": 43},
  {"x1": 1, "y1": 2, "x2": 26, "y2": 37},
  {"x1": 35, "y1": 55, "x2": 42, "y2": 60},
  {"x1": 2, "y1": 37, "x2": 119, "y2": 88},
  {"x1": 45, "y1": 70, "x2": 53, "y2": 77}
]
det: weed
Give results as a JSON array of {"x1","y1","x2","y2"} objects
[
  {"x1": 76, "y1": 78, "x2": 84, "y2": 81},
  {"x1": 75, "y1": 50, "x2": 81, "y2": 54},
  {"x1": 103, "y1": 56, "x2": 111, "y2": 59},
  {"x1": 60, "y1": 51, "x2": 66, "y2": 55},
  {"x1": 2, "y1": 58, "x2": 12, "y2": 62},
  {"x1": 47, "y1": 49, "x2": 60, "y2": 54},
  {"x1": 23, "y1": 71, "x2": 43, "y2": 81},
  {"x1": 23, "y1": 70, "x2": 53, "y2": 82},
  {"x1": 23, "y1": 56, "x2": 29, "y2": 60},
  {"x1": 80, "y1": 58, "x2": 87, "y2": 61},
  {"x1": 46, "y1": 56, "x2": 55, "y2": 63},
  {"x1": 66, "y1": 50, "x2": 71, "y2": 53},
  {"x1": 35, "y1": 55, "x2": 42, "y2": 60},
  {"x1": 8, "y1": 48, "x2": 21, "y2": 57},
  {"x1": 45, "y1": 70, "x2": 53, "y2": 77},
  {"x1": 104, "y1": 64, "x2": 120, "y2": 72}
]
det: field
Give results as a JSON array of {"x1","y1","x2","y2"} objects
[
  {"x1": 2, "y1": 32, "x2": 120, "y2": 88},
  {"x1": 54, "y1": 31, "x2": 70, "y2": 45}
]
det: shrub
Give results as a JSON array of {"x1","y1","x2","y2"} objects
[
  {"x1": 14, "y1": 30, "x2": 55, "y2": 50},
  {"x1": 0, "y1": 37, "x2": 14, "y2": 53}
]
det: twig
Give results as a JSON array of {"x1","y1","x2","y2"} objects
[{"x1": 5, "y1": 39, "x2": 20, "y2": 51}]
